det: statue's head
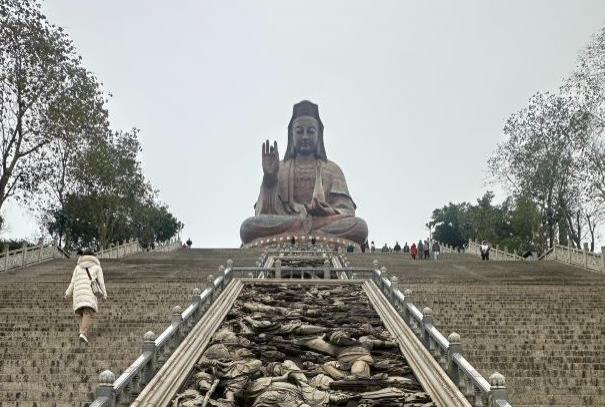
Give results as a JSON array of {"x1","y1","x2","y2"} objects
[{"x1": 284, "y1": 100, "x2": 327, "y2": 161}]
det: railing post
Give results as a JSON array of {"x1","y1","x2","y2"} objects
[
  {"x1": 390, "y1": 276, "x2": 399, "y2": 304},
  {"x1": 21, "y1": 243, "x2": 27, "y2": 267},
  {"x1": 172, "y1": 305, "x2": 183, "y2": 325},
  {"x1": 192, "y1": 286, "x2": 202, "y2": 305},
  {"x1": 403, "y1": 289, "x2": 413, "y2": 324},
  {"x1": 568, "y1": 241, "x2": 572, "y2": 264},
  {"x1": 390, "y1": 276, "x2": 399, "y2": 291},
  {"x1": 447, "y1": 332, "x2": 462, "y2": 383},
  {"x1": 142, "y1": 331, "x2": 157, "y2": 385},
  {"x1": 602, "y1": 246, "x2": 605, "y2": 275},
  {"x1": 421, "y1": 307, "x2": 433, "y2": 347},
  {"x1": 380, "y1": 266, "x2": 388, "y2": 289},
  {"x1": 171, "y1": 305, "x2": 183, "y2": 344},
  {"x1": 275, "y1": 259, "x2": 281, "y2": 279},
  {"x1": 323, "y1": 259, "x2": 330, "y2": 280},
  {"x1": 488, "y1": 372, "x2": 510, "y2": 407},
  {"x1": 96, "y1": 370, "x2": 116, "y2": 407},
  {"x1": 185, "y1": 288, "x2": 200, "y2": 326},
  {"x1": 216, "y1": 266, "x2": 226, "y2": 286},
  {"x1": 4, "y1": 245, "x2": 9, "y2": 272},
  {"x1": 206, "y1": 274, "x2": 215, "y2": 301},
  {"x1": 583, "y1": 243, "x2": 588, "y2": 269},
  {"x1": 38, "y1": 244, "x2": 43, "y2": 263}
]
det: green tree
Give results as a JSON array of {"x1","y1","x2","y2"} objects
[
  {"x1": 466, "y1": 191, "x2": 511, "y2": 244},
  {"x1": 500, "y1": 195, "x2": 543, "y2": 254},
  {"x1": 36, "y1": 66, "x2": 109, "y2": 245},
  {"x1": 69, "y1": 129, "x2": 151, "y2": 249},
  {"x1": 429, "y1": 192, "x2": 545, "y2": 255},
  {"x1": 429, "y1": 202, "x2": 472, "y2": 249},
  {"x1": 134, "y1": 203, "x2": 183, "y2": 248},
  {"x1": 44, "y1": 128, "x2": 182, "y2": 250}
]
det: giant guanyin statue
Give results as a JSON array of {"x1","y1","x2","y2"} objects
[{"x1": 240, "y1": 100, "x2": 368, "y2": 247}]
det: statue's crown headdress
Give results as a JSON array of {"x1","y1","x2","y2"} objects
[
  {"x1": 291, "y1": 100, "x2": 322, "y2": 124},
  {"x1": 285, "y1": 100, "x2": 327, "y2": 160}
]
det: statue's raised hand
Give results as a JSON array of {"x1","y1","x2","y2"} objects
[{"x1": 262, "y1": 140, "x2": 279, "y2": 187}]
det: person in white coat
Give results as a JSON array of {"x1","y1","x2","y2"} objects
[{"x1": 64, "y1": 252, "x2": 107, "y2": 344}]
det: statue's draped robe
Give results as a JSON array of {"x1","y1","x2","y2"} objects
[{"x1": 240, "y1": 159, "x2": 368, "y2": 245}]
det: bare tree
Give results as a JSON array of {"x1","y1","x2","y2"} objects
[{"x1": 0, "y1": 0, "x2": 96, "y2": 227}]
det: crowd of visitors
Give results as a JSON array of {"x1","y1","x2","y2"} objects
[{"x1": 366, "y1": 238, "x2": 443, "y2": 260}]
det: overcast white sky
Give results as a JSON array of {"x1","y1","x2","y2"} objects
[{"x1": 3, "y1": 1, "x2": 605, "y2": 248}]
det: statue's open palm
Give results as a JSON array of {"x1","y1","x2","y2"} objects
[{"x1": 262, "y1": 140, "x2": 280, "y2": 178}]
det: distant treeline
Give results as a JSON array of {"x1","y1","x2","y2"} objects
[
  {"x1": 428, "y1": 192, "x2": 542, "y2": 255},
  {"x1": 430, "y1": 23, "x2": 605, "y2": 254},
  {"x1": 0, "y1": 1, "x2": 182, "y2": 250}
]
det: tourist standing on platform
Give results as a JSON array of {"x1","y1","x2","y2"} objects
[
  {"x1": 480, "y1": 241, "x2": 490, "y2": 260},
  {"x1": 393, "y1": 241, "x2": 401, "y2": 253},
  {"x1": 403, "y1": 242, "x2": 409, "y2": 253},
  {"x1": 432, "y1": 241, "x2": 441, "y2": 260},
  {"x1": 410, "y1": 243, "x2": 418, "y2": 260},
  {"x1": 64, "y1": 251, "x2": 107, "y2": 344},
  {"x1": 371, "y1": 241, "x2": 376, "y2": 252},
  {"x1": 417, "y1": 240, "x2": 424, "y2": 260}
]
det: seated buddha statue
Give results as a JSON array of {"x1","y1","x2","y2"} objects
[{"x1": 240, "y1": 100, "x2": 368, "y2": 247}]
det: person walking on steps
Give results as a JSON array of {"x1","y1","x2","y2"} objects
[
  {"x1": 64, "y1": 250, "x2": 107, "y2": 345},
  {"x1": 432, "y1": 241, "x2": 441, "y2": 261},
  {"x1": 410, "y1": 242, "x2": 418, "y2": 260}
]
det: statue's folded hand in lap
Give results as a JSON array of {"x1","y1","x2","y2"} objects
[{"x1": 240, "y1": 100, "x2": 368, "y2": 246}]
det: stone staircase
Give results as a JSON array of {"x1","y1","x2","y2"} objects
[
  {"x1": 349, "y1": 253, "x2": 605, "y2": 406},
  {"x1": 0, "y1": 248, "x2": 261, "y2": 407},
  {"x1": 2, "y1": 248, "x2": 603, "y2": 406}
]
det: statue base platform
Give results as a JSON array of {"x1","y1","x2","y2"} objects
[{"x1": 242, "y1": 232, "x2": 361, "y2": 250}]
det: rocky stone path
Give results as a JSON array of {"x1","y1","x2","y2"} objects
[{"x1": 174, "y1": 283, "x2": 434, "y2": 406}]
